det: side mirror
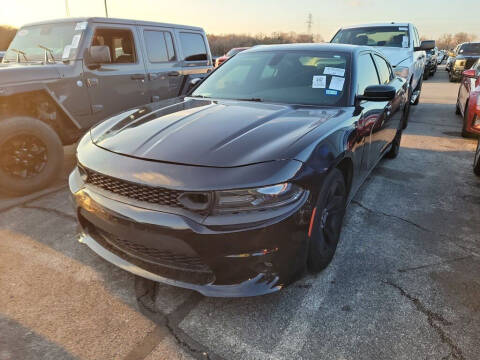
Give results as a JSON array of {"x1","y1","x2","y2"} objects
[
  {"x1": 356, "y1": 85, "x2": 396, "y2": 102},
  {"x1": 463, "y1": 69, "x2": 477, "y2": 78},
  {"x1": 187, "y1": 77, "x2": 203, "y2": 92},
  {"x1": 415, "y1": 40, "x2": 435, "y2": 51},
  {"x1": 85, "y1": 45, "x2": 111, "y2": 68}
]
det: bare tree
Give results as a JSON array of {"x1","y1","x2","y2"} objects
[
  {"x1": 0, "y1": 25, "x2": 17, "y2": 50},
  {"x1": 436, "y1": 32, "x2": 478, "y2": 50}
]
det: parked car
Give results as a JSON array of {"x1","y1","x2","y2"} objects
[
  {"x1": 474, "y1": 139, "x2": 480, "y2": 175},
  {"x1": 0, "y1": 17, "x2": 213, "y2": 195},
  {"x1": 0, "y1": 51, "x2": 5, "y2": 62},
  {"x1": 331, "y1": 22, "x2": 434, "y2": 115},
  {"x1": 423, "y1": 47, "x2": 438, "y2": 79},
  {"x1": 456, "y1": 59, "x2": 480, "y2": 137},
  {"x1": 449, "y1": 42, "x2": 480, "y2": 82},
  {"x1": 437, "y1": 50, "x2": 445, "y2": 64},
  {"x1": 215, "y1": 47, "x2": 249, "y2": 67},
  {"x1": 70, "y1": 43, "x2": 409, "y2": 297}
]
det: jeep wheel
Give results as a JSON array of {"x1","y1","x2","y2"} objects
[
  {"x1": 412, "y1": 78, "x2": 422, "y2": 106},
  {"x1": 0, "y1": 117, "x2": 63, "y2": 195}
]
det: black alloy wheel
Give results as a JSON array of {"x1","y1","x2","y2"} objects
[
  {"x1": 402, "y1": 87, "x2": 412, "y2": 129},
  {"x1": 462, "y1": 102, "x2": 471, "y2": 138},
  {"x1": 307, "y1": 168, "x2": 347, "y2": 273},
  {"x1": 0, "y1": 134, "x2": 48, "y2": 178},
  {"x1": 474, "y1": 140, "x2": 480, "y2": 176}
]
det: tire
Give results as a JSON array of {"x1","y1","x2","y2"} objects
[
  {"x1": 474, "y1": 140, "x2": 480, "y2": 176},
  {"x1": 455, "y1": 101, "x2": 461, "y2": 115},
  {"x1": 0, "y1": 117, "x2": 63, "y2": 195},
  {"x1": 423, "y1": 71, "x2": 429, "y2": 80},
  {"x1": 449, "y1": 73, "x2": 456, "y2": 82},
  {"x1": 461, "y1": 102, "x2": 470, "y2": 138},
  {"x1": 385, "y1": 128, "x2": 402, "y2": 159},
  {"x1": 307, "y1": 168, "x2": 347, "y2": 273},
  {"x1": 412, "y1": 78, "x2": 422, "y2": 106},
  {"x1": 402, "y1": 87, "x2": 412, "y2": 129}
]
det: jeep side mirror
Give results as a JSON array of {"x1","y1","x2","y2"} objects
[
  {"x1": 356, "y1": 85, "x2": 396, "y2": 102},
  {"x1": 415, "y1": 40, "x2": 435, "y2": 51},
  {"x1": 85, "y1": 45, "x2": 111, "y2": 68}
]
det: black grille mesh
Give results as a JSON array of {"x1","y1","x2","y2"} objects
[{"x1": 86, "y1": 170, "x2": 183, "y2": 208}]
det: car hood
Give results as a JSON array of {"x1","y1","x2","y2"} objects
[
  {"x1": 91, "y1": 98, "x2": 345, "y2": 167},
  {"x1": 376, "y1": 47, "x2": 412, "y2": 67},
  {"x1": 0, "y1": 62, "x2": 61, "y2": 85}
]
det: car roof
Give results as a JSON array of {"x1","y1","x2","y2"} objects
[
  {"x1": 245, "y1": 43, "x2": 379, "y2": 56},
  {"x1": 340, "y1": 22, "x2": 411, "y2": 30},
  {"x1": 20, "y1": 17, "x2": 204, "y2": 32}
]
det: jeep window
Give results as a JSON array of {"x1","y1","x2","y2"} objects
[
  {"x1": 332, "y1": 26, "x2": 410, "y2": 48},
  {"x1": 459, "y1": 43, "x2": 480, "y2": 56},
  {"x1": 4, "y1": 22, "x2": 79, "y2": 62},
  {"x1": 144, "y1": 30, "x2": 176, "y2": 62},
  {"x1": 91, "y1": 28, "x2": 136, "y2": 64},
  {"x1": 179, "y1": 32, "x2": 207, "y2": 61}
]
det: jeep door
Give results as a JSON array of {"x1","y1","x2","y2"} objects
[
  {"x1": 139, "y1": 26, "x2": 183, "y2": 101},
  {"x1": 83, "y1": 24, "x2": 149, "y2": 124},
  {"x1": 175, "y1": 30, "x2": 212, "y2": 95}
]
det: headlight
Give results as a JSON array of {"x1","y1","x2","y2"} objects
[
  {"x1": 394, "y1": 66, "x2": 409, "y2": 79},
  {"x1": 213, "y1": 183, "x2": 304, "y2": 213},
  {"x1": 455, "y1": 59, "x2": 466, "y2": 68}
]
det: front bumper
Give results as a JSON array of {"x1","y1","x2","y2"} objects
[{"x1": 70, "y1": 164, "x2": 311, "y2": 297}]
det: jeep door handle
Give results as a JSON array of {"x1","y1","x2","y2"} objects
[
  {"x1": 131, "y1": 74, "x2": 146, "y2": 80},
  {"x1": 168, "y1": 71, "x2": 180, "y2": 77}
]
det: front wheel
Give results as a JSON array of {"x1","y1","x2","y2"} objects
[
  {"x1": 412, "y1": 78, "x2": 422, "y2": 106},
  {"x1": 307, "y1": 168, "x2": 347, "y2": 273},
  {"x1": 0, "y1": 117, "x2": 64, "y2": 195},
  {"x1": 462, "y1": 103, "x2": 470, "y2": 138},
  {"x1": 423, "y1": 71, "x2": 429, "y2": 80},
  {"x1": 385, "y1": 128, "x2": 402, "y2": 159},
  {"x1": 474, "y1": 140, "x2": 480, "y2": 176}
]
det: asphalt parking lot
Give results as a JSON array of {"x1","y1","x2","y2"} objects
[{"x1": 1, "y1": 66, "x2": 479, "y2": 360}]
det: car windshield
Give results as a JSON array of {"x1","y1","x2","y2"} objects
[
  {"x1": 192, "y1": 50, "x2": 350, "y2": 107},
  {"x1": 3, "y1": 22, "x2": 82, "y2": 62},
  {"x1": 459, "y1": 43, "x2": 480, "y2": 56},
  {"x1": 332, "y1": 26, "x2": 410, "y2": 48}
]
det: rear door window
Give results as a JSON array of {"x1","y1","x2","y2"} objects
[
  {"x1": 357, "y1": 54, "x2": 380, "y2": 95},
  {"x1": 179, "y1": 32, "x2": 207, "y2": 61},
  {"x1": 144, "y1": 30, "x2": 176, "y2": 62}
]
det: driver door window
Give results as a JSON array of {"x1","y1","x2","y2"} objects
[
  {"x1": 357, "y1": 54, "x2": 380, "y2": 94},
  {"x1": 91, "y1": 28, "x2": 136, "y2": 64}
]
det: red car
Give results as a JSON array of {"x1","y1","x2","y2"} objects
[
  {"x1": 456, "y1": 59, "x2": 480, "y2": 137},
  {"x1": 215, "y1": 47, "x2": 249, "y2": 67}
]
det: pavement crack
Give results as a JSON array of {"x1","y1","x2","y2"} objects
[
  {"x1": 397, "y1": 256, "x2": 473, "y2": 273},
  {"x1": 352, "y1": 200, "x2": 480, "y2": 257},
  {"x1": 22, "y1": 205, "x2": 76, "y2": 222},
  {"x1": 351, "y1": 200, "x2": 431, "y2": 233},
  {"x1": 385, "y1": 280, "x2": 465, "y2": 360},
  {"x1": 134, "y1": 277, "x2": 225, "y2": 360}
]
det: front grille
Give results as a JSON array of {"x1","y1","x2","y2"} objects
[
  {"x1": 86, "y1": 170, "x2": 183, "y2": 208},
  {"x1": 108, "y1": 235, "x2": 210, "y2": 272}
]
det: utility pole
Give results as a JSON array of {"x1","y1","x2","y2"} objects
[
  {"x1": 104, "y1": 0, "x2": 109, "y2": 17},
  {"x1": 65, "y1": 0, "x2": 70, "y2": 16},
  {"x1": 306, "y1": 13, "x2": 313, "y2": 34}
]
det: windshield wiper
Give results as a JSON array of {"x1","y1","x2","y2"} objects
[
  {"x1": 189, "y1": 95, "x2": 211, "y2": 99},
  {"x1": 38, "y1": 45, "x2": 55, "y2": 63},
  {"x1": 233, "y1": 97, "x2": 264, "y2": 102},
  {"x1": 10, "y1": 48, "x2": 28, "y2": 63}
]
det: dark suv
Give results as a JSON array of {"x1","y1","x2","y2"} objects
[
  {"x1": 0, "y1": 17, "x2": 213, "y2": 194},
  {"x1": 449, "y1": 42, "x2": 480, "y2": 82}
]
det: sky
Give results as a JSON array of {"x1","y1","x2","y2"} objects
[{"x1": 1, "y1": 0, "x2": 479, "y2": 40}]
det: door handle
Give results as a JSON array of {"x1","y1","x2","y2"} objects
[
  {"x1": 168, "y1": 71, "x2": 180, "y2": 77},
  {"x1": 131, "y1": 74, "x2": 146, "y2": 80}
]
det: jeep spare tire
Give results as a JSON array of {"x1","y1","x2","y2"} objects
[{"x1": 0, "y1": 117, "x2": 63, "y2": 195}]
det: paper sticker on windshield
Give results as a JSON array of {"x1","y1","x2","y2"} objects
[
  {"x1": 62, "y1": 45, "x2": 71, "y2": 59},
  {"x1": 329, "y1": 76, "x2": 345, "y2": 91},
  {"x1": 312, "y1": 75, "x2": 326, "y2": 88},
  {"x1": 18, "y1": 29, "x2": 28, "y2": 37},
  {"x1": 75, "y1": 21, "x2": 88, "y2": 31},
  {"x1": 324, "y1": 67, "x2": 345, "y2": 77},
  {"x1": 399, "y1": 27, "x2": 408, "y2": 31},
  {"x1": 402, "y1": 36, "x2": 409, "y2": 48},
  {"x1": 71, "y1": 34, "x2": 81, "y2": 48}
]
